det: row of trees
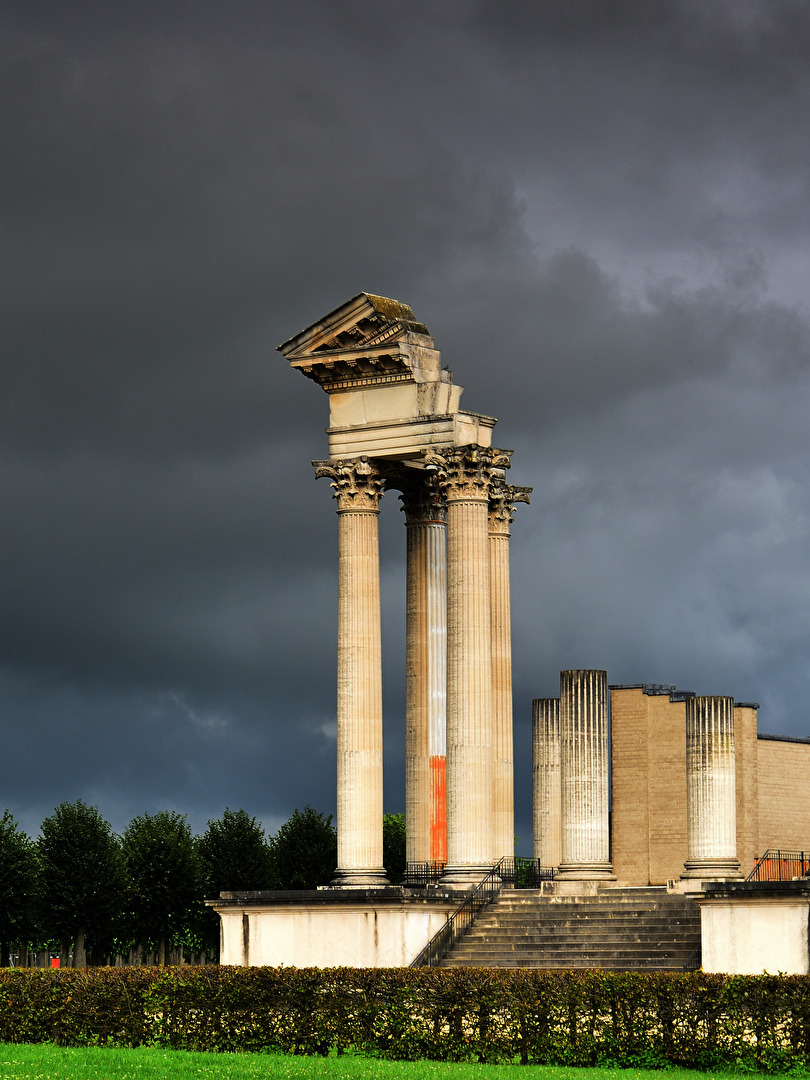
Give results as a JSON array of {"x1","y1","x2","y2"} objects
[{"x1": 0, "y1": 803, "x2": 406, "y2": 968}]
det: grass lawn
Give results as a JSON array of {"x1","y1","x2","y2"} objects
[{"x1": 0, "y1": 1045, "x2": 776, "y2": 1080}]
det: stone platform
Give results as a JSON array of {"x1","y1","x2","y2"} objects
[{"x1": 208, "y1": 887, "x2": 458, "y2": 967}]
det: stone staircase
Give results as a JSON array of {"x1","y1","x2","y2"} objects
[{"x1": 439, "y1": 887, "x2": 701, "y2": 970}]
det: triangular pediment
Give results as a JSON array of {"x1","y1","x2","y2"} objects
[{"x1": 278, "y1": 293, "x2": 430, "y2": 362}]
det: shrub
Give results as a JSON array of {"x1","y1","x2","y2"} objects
[{"x1": 1, "y1": 966, "x2": 810, "y2": 1071}]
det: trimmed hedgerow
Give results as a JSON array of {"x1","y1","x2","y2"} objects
[{"x1": 1, "y1": 967, "x2": 810, "y2": 1071}]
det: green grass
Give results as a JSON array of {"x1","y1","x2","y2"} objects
[{"x1": 0, "y1": 1046, "x2": 779, "y2": 1080}]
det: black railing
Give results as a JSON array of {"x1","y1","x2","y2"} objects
[
  {"x1": 409, "y1": 859, "x2": 505, "y2": 967},
  {"x1": 403, "y1": 861, "x2": 446, "y2": 886},
  {"x1": 747, "y1": 850, "x2": 810, "y2": 882},
  {"x1": 499, "y1": 857, "x2": 556, "y2": 888},
  {"x1": 683, "y1": 945, "x2": 702, "y2": 971},
  {"x1": 404, "y1": 857, "x2": 556, "y2": 889}
]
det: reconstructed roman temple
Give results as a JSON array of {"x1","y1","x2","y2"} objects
[
  {"x1": 282, "y1": 292, "x2": 531, "y2": 888},
  {"x1": 209, "y1": 293, "x2": 810, "y2": 972}
]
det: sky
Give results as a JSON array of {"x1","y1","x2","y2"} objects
[{"x1": 3, "y1": 0, "x2": 810, "y2": 853}]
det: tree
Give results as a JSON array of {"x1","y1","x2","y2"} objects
[
  {"x1": 38, "y1": 800, "x2": 124, "y2": 966},
  {"x1": 383, "y1": 813, "x2": 406, "y2": 884},
  {"x1": 269, "y1": 806, "x2": 337, "y2": 890},
  {"x1": 122, "y1": 811, "x2": 201, "y2": 965},
  {"x1": 198, "y1": 808, "x2": 274, "y2": 958},
  {"x1": 0, "y1": 811, "x2": 39, "y2": 967}
]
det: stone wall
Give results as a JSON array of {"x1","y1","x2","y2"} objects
[
  {"x1": 757, "y1": 735, "x2": 810, "y2": 853},
  {"x1": 610, "y1": 686, "x2": 688, "y2": 886},
  {"x1": 609, "y1": 687, "x2": 784, "y2": 885}
]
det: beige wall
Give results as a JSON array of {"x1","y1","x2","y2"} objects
[
  {"x1": 757, "y1": 736, "x2": 810, "y2": 853},
  {"x1": 610, "y1": 686, "x2": 689, "y2": 886},
  {"x1": 214, "y1": 898, "x2": 457, "y2": 967},
  {"x1": 610, "y1": 687, "x2": 768, "y2": 885},
  {"x1": 735, "y1": 706, "x2": 759, "y2": 874}
]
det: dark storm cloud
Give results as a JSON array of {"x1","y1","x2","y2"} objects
[{"x1": 2, "y1": 0, "x2": 810, "y2": 847}]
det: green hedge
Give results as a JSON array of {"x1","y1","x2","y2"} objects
[{"x1": 2, "y1": 967, "x2": 810, "y2": 1071}]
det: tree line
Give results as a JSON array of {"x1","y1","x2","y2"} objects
[{"x1": 0, "y1": 803, "x2": 406, "y2": 968}]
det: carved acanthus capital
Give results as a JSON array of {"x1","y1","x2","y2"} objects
[
  {"x1": 424, "y1": 445, "x2": 513, "y2": 503},
  {"x1": 385, "y1": 465, "x2": 446, "y2": 524},
  {"x1": 489, "y1": 482, "x2": 532, "y2": 533},
  {"x1": 313, "y1": 457, "x2": 384, "y2": 512}
]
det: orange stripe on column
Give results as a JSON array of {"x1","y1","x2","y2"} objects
[{"x1": 429, "y1": 755, "x2": 447, "y2": 863}]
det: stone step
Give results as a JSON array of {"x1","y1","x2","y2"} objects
[
  {"x1": 473, "y1": 911, "x2": 699, "y2": 923},
  {"x1": 439, "y1": 888, "x2": 701, "y2": 971},
  {"x1": 450, "y1": 942, "x2": 697, "y2": 956},
  {"x1": 440, "y1": 963, "x2": 695, "y2": 972},
  {"x1": 461, "y1": 935, "x2": 697, "y2": 949}
]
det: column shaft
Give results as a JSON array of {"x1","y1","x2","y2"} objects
[
  {"x1": 682, "y1": 695, "x2": 742, "y2": 880},
  {"x1": 490, "y1": 515, "x2": 514, "y2": 862},
  {"x1": 403, "y1": 490, "x2": 447, "y2": 866},
  {"x1": 429, "y1": 447, "x2": 513, "y2": 885},
  {"x1": 316, "y1": 458, "x2": 388, "y2": 887},
  {"x1": 487, "y1": 482, "x2": 530, "y2": 859},
  {"x1": 559, "y1": 669, "x2": 614, "y2": 878},
  {"x1": 532, "y1": 698, "x2": 562, "y2": 866},
  {"x1": 445, "y1": 495, "x2": 493, "y2": 877}
]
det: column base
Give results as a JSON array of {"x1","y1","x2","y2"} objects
[
  {"x1": 556, "y1": 862, "x2": 616, "y2": 881},
  {"x1": 439, "y1": 864, "x2": 497, "y2": 889},
  {"x1": 681, "y1": 858, "x2": 742, "y2": 882},
  {"x1": 330, "y1": 868, "x2": 390, "y2": 888}
]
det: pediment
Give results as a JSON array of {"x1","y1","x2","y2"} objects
[{"x1": 278, "y1": 293, "x2": 430, "y2": 363}]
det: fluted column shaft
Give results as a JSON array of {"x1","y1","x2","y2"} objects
[
  {"x1": 559, "y1": 669, "x2": 613, "y2": 878},
  {"x1": 532, "y1": 698, "x2": 562, "y2": 867},
  {"x1": 402, "y1": 486, "x2": 447, "y2": 866},
  {"x1": 433, "y1": 448, "x2": 511, "y2": 884},
  {"x1": 489, "y1": 511, "x2": 513, "y2": 862},
  {"x1": 488, "y1": 482, "x2": 529, "y2": 861},
  {"x1": 315, "y1": 458, "x2": 388, "y2": 887},
  {"x1": 682, "y1": 695, "x2": 742, "y2": 880}
]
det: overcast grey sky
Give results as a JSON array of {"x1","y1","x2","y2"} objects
[{"x1": 3, "y1": 0, "x2": 809, "y2": 850}]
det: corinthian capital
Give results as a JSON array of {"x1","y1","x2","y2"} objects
[
  {"x1": 384, "y1": 464, "x2": 446, "y2": 524},
  {"x1": 424, "y1": 445, "x2": 513, "y2": 502},
  {"x1": 313, "y1": 457, "x2": 384, "y2": 511},
  {"x1": 489, "y1": 482, "x2": 532, "y2": 532}
]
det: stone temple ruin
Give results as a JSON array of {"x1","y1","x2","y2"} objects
[
  {"x1": 281, "y1": 292, "x2": 531, "y2": 887},
  {"x1": 209, "y1": 293, "x2": 810, "y2": 974}
]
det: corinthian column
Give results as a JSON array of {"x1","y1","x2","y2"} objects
[
  {"x1": 398, "y1": 475, "x2": 447, "y2": 867},
  {"x1": 489, "y1": 481, "x2": 531, "y2": 861},
  {"x1": 558, "y1": 669, "x2": 614, "y2": 879},
  {"x1": 314, "y1": 457, "x2": 389, "y2": 887},
  {"x1": 682, "y1": 695, "x2": 742, "y2": 881},
  {"x1": 429, "y1": 446, "x2": 511, "y2": 886},
  {"x1": 532, "y1": 698, "x2": 562, "y2": 867}
]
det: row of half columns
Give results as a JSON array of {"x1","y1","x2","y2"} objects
[
  {"x1": 317, "y1": 448, "x2": 529, "y2": 887},
  {"x1": 532, "y1": 681, "x2": 742, "y2": 881},
  {"x1": 532, "y1": 672, "x2": 614, "y2": 879}
]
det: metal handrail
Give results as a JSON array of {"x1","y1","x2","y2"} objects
[
  {"x1": 747, "y1": 849, "x2": 810, "y2": 882},
  {"x1": 409, "y1": 858, "x2": 505, "y2": 968},
  {"x1": 403, "y1": 861, "x2": 446, "y2": 886},
  {"x1": 498, "y1": 856, "x2": 556, "y2": 887},
  {"x1": 683, "y1": 945, "x2": 702, "y2": 971}
]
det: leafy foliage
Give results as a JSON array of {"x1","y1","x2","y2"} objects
[
  {"x1": 198, "y1": 808, "x2": 273, "y2": 894},
  {"x1": 383, "y1": 813, "x2": 406, "y2": 884},
  {"x1": 2, "y1": 966, "x2": 810, "y2": 1071},
  {"x1": 38, "y1": 800, "x2": 124, "y2": 965},
  {"x1": 122, "y1": 811, "x2": 201, "y2": 964},
  {"x1": 269, "y1": 806, "x2": 337, "y2": 890},
  {"x1": 0, "y1": 811, "x2": 39, "y2": 966}
]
